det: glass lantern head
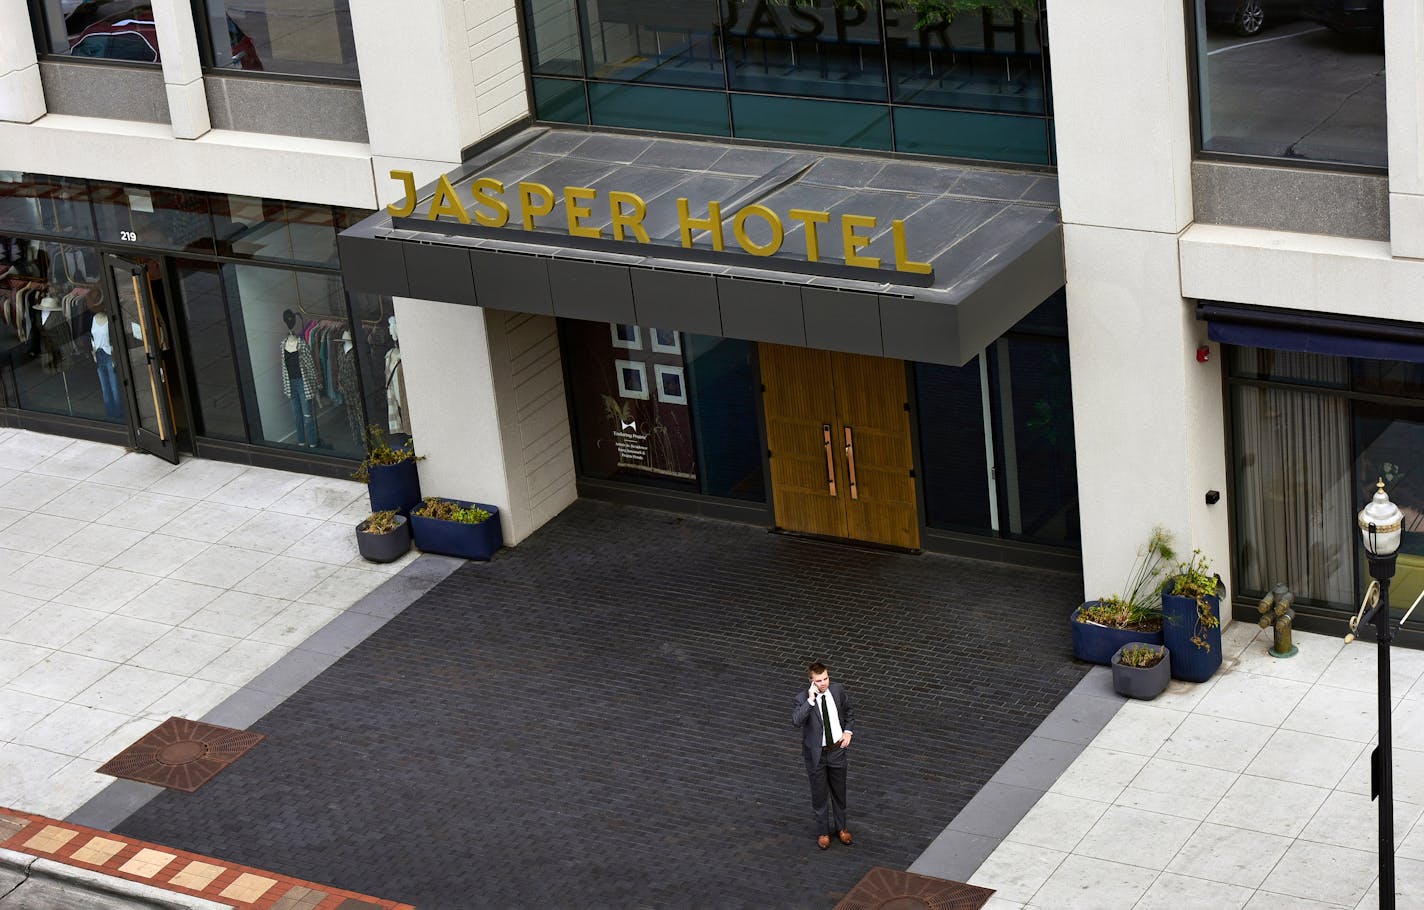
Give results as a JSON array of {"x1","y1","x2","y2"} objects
[{"x1": 1359, "y1": 478, "x2": 1404, "y2": 558}]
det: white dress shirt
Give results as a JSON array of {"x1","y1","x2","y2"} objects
[{"x1": 815, "y1": 690, "x2": 845, "y2": 744}]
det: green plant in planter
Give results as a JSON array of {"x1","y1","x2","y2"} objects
[
  {"x1": 360, "y1": 510, "x2": 401, "y2": 534},
  {"x1": 1118, "y1": 644, "x2": 1165, "y2": 669},
  {"x1": 413, "y1": 497, "x2": 491, "y2": 525},
  {"x1": 1168, "y1": 548, "x2": 1222, "y2": 651},
  {"x1": 351, "y1": 426, "x2": 422, "y2": 484},
  {"x1": 1077, "y1": 527, "x2": 1176, "y2": 632}
]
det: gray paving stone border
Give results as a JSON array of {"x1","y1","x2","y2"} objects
[
  {"x1": 65, "y1": 554, "x2": 463, "y2": 832},
  {"x1": 907, "y1": 664, "x2": 1127, "y2": 882}
]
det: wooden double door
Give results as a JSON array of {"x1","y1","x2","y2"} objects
[{"x1": 761, "y1": 344, "x2": 920, "y2": 549}]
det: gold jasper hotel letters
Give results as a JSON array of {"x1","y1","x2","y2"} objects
[{"x1": 386, "y1": 169, "x2": 932, "y2": 276}]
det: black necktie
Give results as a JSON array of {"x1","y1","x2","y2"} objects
[{"x1": 820, "y1": 693, "x2": 833, "y2": 747}]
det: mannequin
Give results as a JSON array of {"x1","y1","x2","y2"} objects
[
  {"x1": 337, "y1": 328, "x2": 363, "y2": 448},
  {"x1": 279, "y1": 308, "x2": 319, "y2": 447},
  {"x1": 92, "y1": 311, "x2": 122, "y2": 419},
  {"x1": 385, "y1": 315, "x2": 410, "y2": 434},
  {"x1": 34, "y1": 296, "x2": 70, "y2": 374}
]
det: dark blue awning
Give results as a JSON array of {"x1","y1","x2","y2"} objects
[{"x1": 1198, "y1": 302, "x2": 1424, "y2": 363}]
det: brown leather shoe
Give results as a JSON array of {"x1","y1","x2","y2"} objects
[
  {"x1": 838, "y1": 829, "x2": 853, "y2": 845},
  {"x1": 817, "y1": 834, "x2": 831, "y2": 850}
]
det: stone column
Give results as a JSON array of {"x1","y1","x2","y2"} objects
[
  {"x1": 0, "y1": 0, "x2": 45, "y2": 123},
  {"x1": 150, "y1": 0, "x2": 211, "y2": 138},
  {"x1": 1386, "y1": 0, "x2": 1424, "y2": 258},
  {"x1": 392, "y1": 297, "x2": 577, "y2": 547},
  {"x1": 1049, "y1": 0, "x2": 1231, "y2": 614}
]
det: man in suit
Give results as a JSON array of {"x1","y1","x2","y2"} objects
[{"x1": 791, "y1": 661, "x2": 854, "y2": 850}]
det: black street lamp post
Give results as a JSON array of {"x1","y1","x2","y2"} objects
[{"x1": 1356, "y1": 479, "x2": 1403, "y2": 910}]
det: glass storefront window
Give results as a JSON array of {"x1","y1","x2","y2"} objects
[
  {"x1": 175, "y1": 260, "x2": 245, "y2": 441},
  {"x1": 91, "y1": 182, "x2": 217, "y2": 254},
  {"x1": 212, "y1": 196, "x2": 366, "y2": 268},
  {"x1": 915, "y1": 292, "x2": 1077, "y2": 546},
  {"x1": 885, "y1": 2, "x2": 1046, "y2": 115},
  {"x1": 222, "y1": 263, "x2": 364, "y2": 458},
  {"x1": 348, "y1": 293, "x2": 398, "y2": 444},
  {"x1": 1356, "y1": 402, "x2": 1424, "y2": 616},
  {"x1": 33, "y1": 1, "x2": 164, "y2": 63},
  {"x1": 526, "y1": 0, "x2": 583, "y2": 76},
  {"x1": 588, "y1": 83, "x2": 730, "y2": 136},
  {"x1": 1, "y1": 234, "x2": 119, "y2": 423},
  {"x1": 563, "y1": 319, "x2": 764, "y2": 502},
  {"x1": 196, "y1": 0, "x2": 358, "y2": 79},
  {"x1": 0, "y1": 173, "x2": 96, "y2": 240},
  {"x1": 581, "y1": 0, "x2": 724, "y2": 88},
  {"x1": 521, "y1": 0, "x2": 1055, "y2": 164},
  {"x1": 893, "y1": 107, "x2": 1050, "y2": 164},
  {"x1": 1227, "y1": 345, "x2": 1424, "y2": 614},
  {"x1": 1231, "y1": 379, "x2": 1355, "y2": 607},
  {"x1": 1192, "y1": 1, "x2": 1386, "y2": 168},
  {"x1": 987, "y1": 331, "x2": 1078, "y2": 546},
  {"x1": 1229, "y1": 346, "x2": 1350, "y2": 389},
  {"x1": 532, "y1": 77, "x2": 589, "y2": 124},
  {"x1": 725, "y1": 0, "x2": 886, "y2": 102},
  {"x1": 915, "y1": 358, "x2": 993, "y2": 534},
  {"x1": 731, "y1": 94, "x2": 892, "y2": 150}
]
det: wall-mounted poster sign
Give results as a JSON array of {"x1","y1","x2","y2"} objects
[{"x1": 567, "y1": 320, "x2": 697, "y2": 483}]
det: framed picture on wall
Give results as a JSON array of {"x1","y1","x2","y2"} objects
[
  {"x1": 611, "y1": 323, "x2": 642, "y2": 350},
  {"x1": 655, "y1": 364, "x2": 688, "y2": 405},
  {"x1": 650, "y1": 328, "x2": 681, "y2": 355},
  {"x1": 615, "y1": 359, "x2": 650, "y2": 400}
]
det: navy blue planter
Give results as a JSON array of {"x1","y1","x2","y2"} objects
[
  {"x1": 367, "y1": 457, "x2": 421, "y2": 516},
  {"x1": 1071, "y1": 602, "x2": 1164, "y2": 665},
  {"x1": 1162, "y1": 582, "x2": 1224, "y2": 682},
  {"x1": 410, "y1": 500, "x2": 503, "y2": 560}
]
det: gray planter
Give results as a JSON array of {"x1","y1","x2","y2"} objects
[
  {"x1": 356, "y1": 514, "x2": 411, "y2": 564},
  {"x1": 1111, "y1": 643, "x2": 1171, "y2": 700}
]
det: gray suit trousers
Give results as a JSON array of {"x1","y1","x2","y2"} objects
[{"x1": 808, "y1": 744, "x2": 848, "y2": 833}]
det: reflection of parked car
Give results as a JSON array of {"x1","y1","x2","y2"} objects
[
  {"x1": 1301, "y1": 0, "x2": 1383, "y2": 34},
  {"x1": 1205, "y1": 0, "x2": 1302, "y2": 37},
  {"x1": 68, "y1": 9, "x2": 262, "y2": 69}
]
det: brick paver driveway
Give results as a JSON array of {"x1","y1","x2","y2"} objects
[{"x1": 117, "y1": 501, "x2": 1088, "y2": 909}]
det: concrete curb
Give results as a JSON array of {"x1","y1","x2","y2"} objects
[
  {"x1": 0, "y1": 847, "x2": 231, "y2": 909},
  {"x1": 907, "y1": 664, "x2": 1129, "y2": 883}
]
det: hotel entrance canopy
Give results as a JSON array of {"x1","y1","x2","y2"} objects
[{"x1": 338, "y1": 127, "x2": 1063, "y2": 367}]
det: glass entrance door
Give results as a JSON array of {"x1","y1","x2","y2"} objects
[{"x1": 106, "y1": 255, "x2": 179, "y2": 463}]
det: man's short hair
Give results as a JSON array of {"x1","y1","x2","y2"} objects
[{"x1": 807, "y1": 661, "x2": 829, "y2": 677}]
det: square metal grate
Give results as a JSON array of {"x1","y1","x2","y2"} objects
[
  {"x1": 97, "y1": 717, "x2": 265, "y2": 792},
  {"x1": 834, "y1": 867, "x2": 996, "y2": 910}
]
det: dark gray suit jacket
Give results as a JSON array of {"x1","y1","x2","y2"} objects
[{"x1": 791, "y1": 682, "x2": 854, "y2": 773}]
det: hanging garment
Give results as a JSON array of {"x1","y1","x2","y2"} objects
[
  {"x1": 279, "y1": 336, "x2": 319, "y2": 401},
  {"x1": 385, "y1": 346, "x2": 409, "y2": 434},
  {"x1": 337, "y1": 345, "x2": 363, "y2": 448}
]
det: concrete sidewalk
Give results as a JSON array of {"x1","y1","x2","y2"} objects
[
  {"x1": 0, "y1": 428, "x2": 434, "y2": 820},
  {"x1": 914, "y1": 623, "x2": 1424, "y2": 909}
]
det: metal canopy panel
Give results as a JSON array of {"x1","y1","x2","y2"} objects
[{"x1": 339, "y1": 126, "x2": 1064, "y2": 366}]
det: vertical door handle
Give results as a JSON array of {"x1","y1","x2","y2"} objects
[
  {"x1": 823, "y1": 424, "x2": 837, "y2": 496},
  {"x1": 844, "y1": 426, "x2": 858, "y2": 500}
]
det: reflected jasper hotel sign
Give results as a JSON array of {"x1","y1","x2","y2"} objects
[{"x1": 385, "y1": 169, "x2": 934, "y2": 279}]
